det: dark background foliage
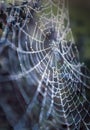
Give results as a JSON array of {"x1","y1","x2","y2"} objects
[{"x1": 69, "y1": 0, "x2": 90, "y2": 68}]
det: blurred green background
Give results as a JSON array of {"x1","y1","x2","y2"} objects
[{"x1": 69, "y1": 0, "x2": 90, "y2": 68}]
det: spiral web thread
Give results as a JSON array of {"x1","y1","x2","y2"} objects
[{"x1": 0, "y1": 0, "x2": 90, "y2": 130}]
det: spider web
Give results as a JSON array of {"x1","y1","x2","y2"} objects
[{"x1": 0, "y1": 0, "x2": 90, "y2": 130}]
